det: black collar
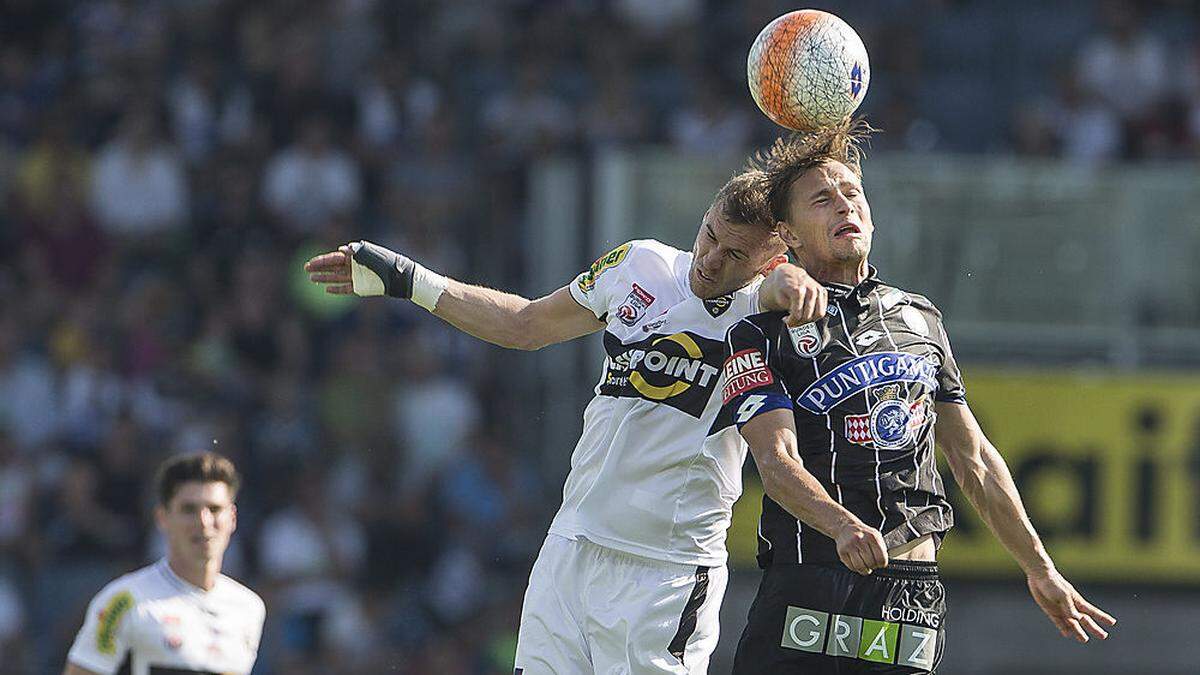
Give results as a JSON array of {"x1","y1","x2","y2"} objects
[{"x1": 823, "y1": 265, "x2": 880, "y2": 303}]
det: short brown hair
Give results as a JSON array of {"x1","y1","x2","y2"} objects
[
  {"x1": 711, "y1": 169, "x2": 773, "y2": 230},
  {"x1": 751, "y1": 118, "x2": 873, "y2": 222},
  {"x1": 155, "y1": 452, "x2": 241, "y2": 506}
]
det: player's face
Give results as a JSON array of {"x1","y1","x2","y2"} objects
[
  {"x1": 157, "y1": 481, "x2": 237, "y2": 566},
  {"x1": 779, "y1": 161, "x2": 873, "y2": 272},
  {"x1": 689, "y1": 206, "x2": 785, "y2": 298}
]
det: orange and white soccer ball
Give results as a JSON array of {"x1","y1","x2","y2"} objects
[{"x1": 747, "y1": 9, "x2": 870, "y2": 131}]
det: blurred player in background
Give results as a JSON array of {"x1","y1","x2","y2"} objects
[
  {"x1": 720, "y1": 124, "x2": 1117, "y2": 673},
  {"x1": 63, "y1": 452, "x2": 264, "y2": 675},
  {"x1": 305, "y1": 170, "x2": 826, "y2": 674}
]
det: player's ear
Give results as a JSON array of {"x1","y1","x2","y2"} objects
[
  {"x1": 154, "y1": 505, "x2": 167, "y2": 532},
  {"x1": 777, "y1": 222, "x2": 802, "y2": 249},
  {"x1": 229, "y1": 503, "x2": 238, "y2": 533}
]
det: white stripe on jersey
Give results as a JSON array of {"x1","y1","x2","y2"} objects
[{"x1": 837, "y1": 301, "x2": 886, "y2": 530}]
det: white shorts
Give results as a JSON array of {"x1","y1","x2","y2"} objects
[{"x1": 514, "y1": 534, "x2": 727, "y2": 675}]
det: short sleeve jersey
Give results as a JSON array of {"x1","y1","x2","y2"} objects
[
  {"x1": 718, "y1": 268, "x2": 966, "y2": 568},
  {"x1": 67, "y1": 559, "x2": 265, "y2": 675},
  {"x1": 552, "y1": 239, "x2": 762, "y2": 567}
]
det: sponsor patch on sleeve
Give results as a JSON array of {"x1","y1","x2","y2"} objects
[
  {"x1": 722, "y1": 349, "x2": 774, "y2": 404},
  {"x1": 577, "y1": 242, "x2": 632, "y2": 293},
  {"x1": 96, "y1": 590, "x2": 133, "y2": 654}
]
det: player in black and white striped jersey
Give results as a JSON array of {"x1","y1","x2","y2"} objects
[{"x1": 721, "y1": 124, "x2": 1116, "y2": 673}]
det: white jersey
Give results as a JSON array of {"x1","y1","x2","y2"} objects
[
  {"x1": 553, "y1": 239, "x2": 759, "y2": 567},
  {"x1": 67, "y1": 559, "x2": 265, "y2": 675}
]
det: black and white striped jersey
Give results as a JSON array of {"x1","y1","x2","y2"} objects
[{"x1": 717, "y1": 267, "x2": 966, "y2": 569}]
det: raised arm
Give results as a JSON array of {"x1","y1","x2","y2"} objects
[
  {"x1": 305, "y1": 242, "x2": 603, "y2": 350},
  {"x1": 739, "y1": 409, "x2": 888, "y2": 575},
  {"x1": 934, "y1": 401, "x2": 1117, "y2": 642}
]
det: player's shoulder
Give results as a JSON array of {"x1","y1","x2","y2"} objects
[
  {"x1": 874, "y1": 282, "x2": 945, "y2": 318},
  {"x1": 621, "y1": 238, "x2": 688, "y2": 270},
  {"x1": 579, "y1": 239, "x2": 679, "y2": 291},
  {"x1": 86, "y1": 562, "x2": 163, "y2": 614},
  {"x1": 728, "y1": 311, "x2": 787, "y2": 340},
  {"x1": 217, "y1": 574, "x2": 267, "y2": 617}
]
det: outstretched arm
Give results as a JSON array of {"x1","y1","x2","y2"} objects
[
  {"x1": 934, "y1": 401, "x2": 1117, "y2": 642},
  {"x1": 757, "y1": 262, "x2": 828, "y2": 325},
  {"x1": 741, "y1": 408, "x2": 888, "y2": 575},
  {"x1": 306, "y1": 243, "x2": 603, "y2": 350}
]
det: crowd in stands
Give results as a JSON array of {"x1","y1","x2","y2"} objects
[{"x1": 0, "y1": 0, "x2": 1196, "y2": 672}]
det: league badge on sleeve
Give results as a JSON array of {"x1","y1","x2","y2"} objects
[
  {"x1": 617, "y1": 283, "x2": 655, "y2": 326},
  {"x1": 788, "y1": 322, "x2": 824, "y2": 358}
]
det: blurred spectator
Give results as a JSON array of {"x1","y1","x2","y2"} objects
[
  {"x1": 0, "y1": 430, "x2": 35, "y2": 561},
  {"x1": 0, "y1": 318, "x2": 58, "y2": 452},
  {"x1": 1074, "y1": 0, "x2": 1169, "y2": 156},
  {"x1": 89, "y1": 106, "x2": 189, "y2": 238},
  {"x1": 258, "y1": 466, "x2": 373, "y2": 669},
  {"x1": 668, "y1": 73, "x2": 753, "y2": 156},
  {"x1": 391, "y1": 334, "x2": 481, "y2": 492},
  {"x1": 263, "y1": 114, "x2": 362, "y2": 235},
  {"x1": 482, "y1": 59, "x2": 575, "y2": 160},
  {"x1": 13, "y1": 114, "x2": 89, "y2": 221}
]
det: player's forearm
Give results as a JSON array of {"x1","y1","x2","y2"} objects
[
  {"x1": 949, "y1": 442, "x2": 1054, "y2": 575},
  {"x1": 750, "y1": 430, "x2": 865, "y2": 539},
  {"x1": 761, "y1": 454, "x2": 864, "y2": 539},
  {"x1": 432, "y1": 279, "x2": 545, "y2": 350}
]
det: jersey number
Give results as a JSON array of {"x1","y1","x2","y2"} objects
[{"x1": 736, "y1": 395, "x2": 768, "y2": 424}]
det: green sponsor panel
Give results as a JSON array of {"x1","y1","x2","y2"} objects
[
  {"x1": 898, "y1": 624, "x2": 939, "y2": 669},
  {"x1": 825, "y1": 614, "x2": 862, "y2": 658},
  {"x1": 858, "y1": 619, "x2": 899, "y2": 664},
  {"x1": 781, "y1": 606, "x2": 829, "y2": 653}
]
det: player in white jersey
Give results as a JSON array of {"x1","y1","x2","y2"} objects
[
  {"x1": 64, "y1": 452, "x2": 265, "y2": 675},
  {"x1": 304, "y1": 170, "x2": 828, "y2": 674}
]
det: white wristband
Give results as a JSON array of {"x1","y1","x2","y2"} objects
[{"x1": 411, "y1": 262, "x2": 449, "y2": 311}]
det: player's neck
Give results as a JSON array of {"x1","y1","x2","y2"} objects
[
  {"x1": 167, "y1": 555, "x2": 222, "y2": 591},
  {"x1": 797, "y1": 255, "x2": 869, "y2": 287}
]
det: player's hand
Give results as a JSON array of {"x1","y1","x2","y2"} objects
[
  {"x1": 305, "y1": 241, "x2": 416, "y2": 298},
  {"x1": 1026, "y1": 567, "x2": 1116, "y2": 643},
  {"x1": 834, "y1": 520, "x2": 889, "y2": 575},
  {"x1": 762, "y1": 262, "x2": 827, "y2": 326}
]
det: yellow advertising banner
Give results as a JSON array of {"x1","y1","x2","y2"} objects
[{"x1": 729, "y1": 369, "x2": 1200, "y2": 583}]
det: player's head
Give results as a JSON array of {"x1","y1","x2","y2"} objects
[
  {"x1": 154, "y1": 452, "x2": 240, "y2": 569},
  {"x1": 755, "y1": 121, "x2": 874, "y2": 278},
  {"x1": 688, "y1": 170, "x2": 787, "y2": 298}
]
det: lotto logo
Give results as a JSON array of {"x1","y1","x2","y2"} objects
[{"x1": 780, "y1": 606, "x2": 938, "y2": 668}]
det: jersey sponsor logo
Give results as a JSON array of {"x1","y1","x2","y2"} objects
[
  {"x1": 616, "y1": 283, "x2": 655, "y2": 326},
  {"x1": 780, "y1": 605, "x2": 941, "y2": 668},
  {"x1": 721, "y1": 349, "x2": 774, "y2": 404},
  {"x1": 601, "y1": 331, "x2": 723, "y2": 417},
  {"x1": 642, "y1": 315, "x2": 668, "y2": 332},
  {"x1": 96, "y1": 590, "x2": 134, "y2": 654},
  {"x1": 798, "y1": 352, "x2": 938, "y2": 415},
  {"x1": 702, "y1": 293, "x2": 734, "y2": 318},
  {"x1": 788, "y1": 322, "x2": 823, "y2": 357},
  {"x1": 577, "y1": 243, "x2": 632, "y2": 294}
]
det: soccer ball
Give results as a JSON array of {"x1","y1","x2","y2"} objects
[{"x1": 747, "y1": 9, "x2": 870, "y2": 132}]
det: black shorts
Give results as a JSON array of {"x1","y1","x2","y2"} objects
[{"x1": 732, "y1": 561, "x2": 946, "y2": 674}]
